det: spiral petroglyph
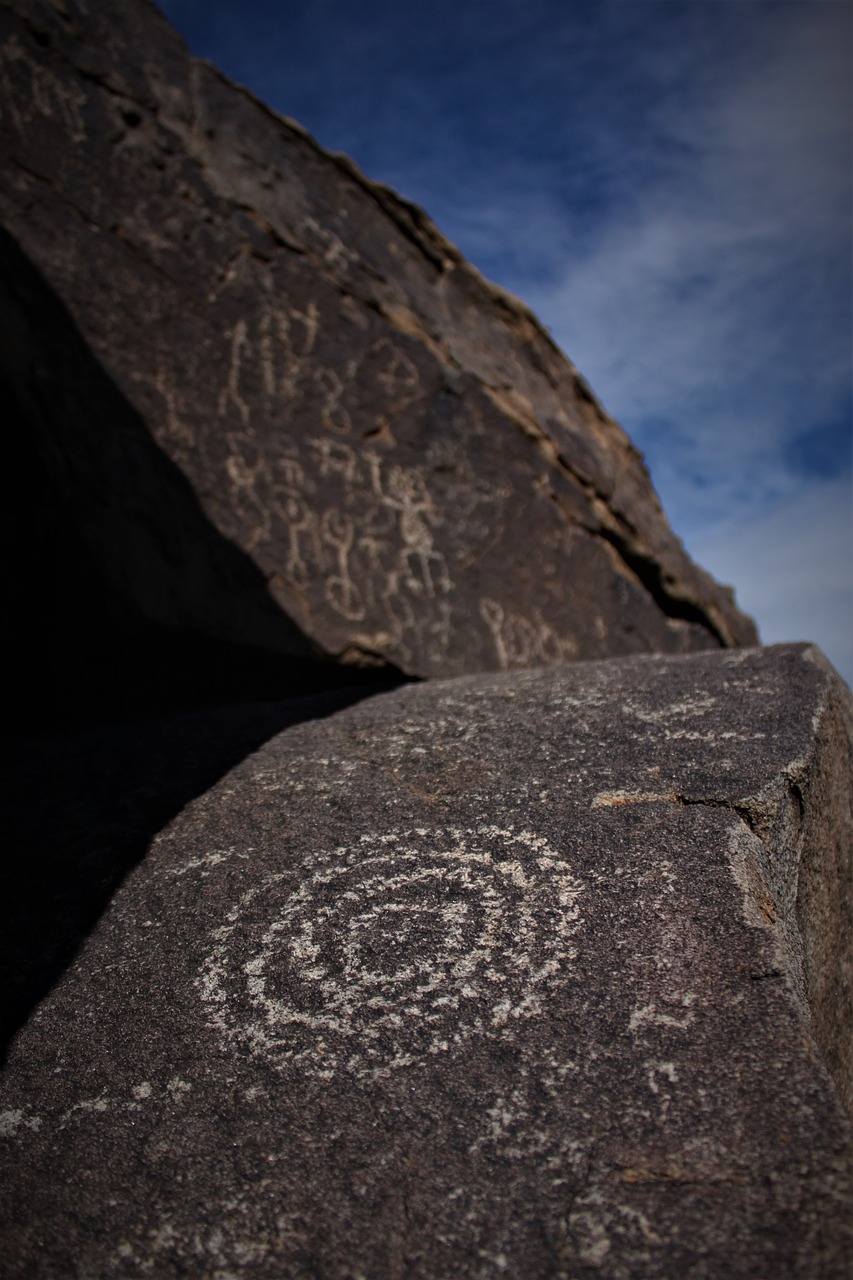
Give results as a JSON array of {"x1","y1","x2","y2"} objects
[{"x1": 198, "y1": 826, "x2": 585, "y2": 1078}]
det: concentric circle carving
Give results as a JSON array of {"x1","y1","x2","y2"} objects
[{"x1": 198, "y1": 825, "x2": 584, "y2": 1078}]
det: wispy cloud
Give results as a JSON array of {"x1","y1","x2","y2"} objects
[{"x1": 691, "y1": 476, "x2": 852, "y2": 685}]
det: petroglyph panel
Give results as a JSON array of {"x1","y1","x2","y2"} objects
[
  {"x1": 214, "y1": 305, "x2": 419, "y2": 438},
  {"x1": 479, "y1": 597, "x2": 580, "y2": 670},
  {"x1": 0, "y1": 35, "x2": 87, "y2": 143},
  {"x1": 198, "y1": 825, "x2": 585, "y2": 1079}
]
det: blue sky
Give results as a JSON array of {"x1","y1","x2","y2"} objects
[{"x1": 159, "y1": 0, "x2": 852, "y2": 683}]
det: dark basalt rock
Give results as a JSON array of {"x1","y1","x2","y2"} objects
[
  {"x1": 1, "y1": 644, "x2": 851, "y2": 1278},
  {"x1": 0, "y1": 223, "x2": 406, "y2": 727},
  {"x1": 0, "y1": 0, "x2": 757, "y2": 697}
]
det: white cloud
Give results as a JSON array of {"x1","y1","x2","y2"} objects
[
  {"x1": 505, "y1": 2, "x2": 852, "y2": 620},
  {"x1": 689, "y1": 475, "x2": 853, "y2": 687}
]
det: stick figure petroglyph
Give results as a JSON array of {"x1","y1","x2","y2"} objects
[
  {"x1": 368, "y1": 457, "x2": 451, "y2": 598},
  {"x1": 321, "y1": 509, "x2": 365, "y2": 621},
  {"x1": 279, "y1": 495, "x2": 321, "y2": 588}
]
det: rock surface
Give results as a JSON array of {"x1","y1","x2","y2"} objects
[
  {"x1": 0, "y1": 0, "x2": 757, "y2": 688},
  {"x1": 1, "y1": 643, "x2": 851, "y2": 1278},
  {"x1": 0, "y1": 222, "x2": 405, "y2": 726}
]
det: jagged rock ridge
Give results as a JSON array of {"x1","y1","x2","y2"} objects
[{"x1": 0, "y1": 0, "x2": 757, "y2": 695}]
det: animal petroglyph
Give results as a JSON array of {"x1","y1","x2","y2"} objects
[{"x1": 198, "y1": 825, "x2": 585, "y2": 1079}]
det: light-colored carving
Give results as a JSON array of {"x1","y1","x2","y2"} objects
[
  {"x1": 368, "y1": 456, "x2": 451, "y2": 599},
  {"x1": 259, "y1": 302, "x2": 320, "y2": 403},
  {"x1": 0, "y1": 36, "x2": 87, "y2": 143},
  {"x1": 314, "y1": 365, "x2": 354, "y2": 433},
  {"x1": 302, "y1": 215, "x2": 360, "y2": 272},
  {"x1": 479, "y1": 598, "x2": 511, "y2": 670},
  {"x1": 224, "y1": 432, "x2": 272, "y2": 548},
  {"x1": 370, "y1": 337, "x2": 420, "y2": 410},
  {"x1": 218, "y1": 318, "x2": 251, "y2": 426},
  {"x1": 279, "y1": 495, "x2": 320, "y2": 589},
  {"x1": 130, "y1": 363, "x2": 195, "y2": 453},
  {"x1": 275, "y1": 453, "x2": 312, "y2": 498},
  {"x1": 197, "y1": 824, "x2": 585, "y2": 1080},
  {"x1": 321, "y1": 509, "x2": 364, "y2": 621},
  {"x1": 480, "y1": 597, "x2": 577, "y2": 670},
  {"x1": 308, "y1": 436, "x2": 359, "y2": 485}
]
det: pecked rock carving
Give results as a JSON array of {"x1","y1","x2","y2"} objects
[
  {"x1": 0, "y1": 0, "x2": 757, "y2": 692},
  {"x1": 0, "y1": 644, "x2": 851, "y2": 1278},
  {"x1": 3, "y1": 6, "x2": 848, "y2": 1278},
  {"x1": 198, "y1": 824, "x2": 585, "y2": 1080}
]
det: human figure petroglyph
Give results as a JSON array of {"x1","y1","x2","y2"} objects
[
  {"x1": 224, "y1": 433, "x2": 273, "y2": 548},
  {"x1": 279, "y1": 495, "x2": 321, "y2": 589},
  {"x1": 248, "y1": 433, "x2": 454, "y2": 650},
  {"x1": 220, "y1": 304, "x2": 323, "y2": 429},
  {"x1": 480, "y1": 598, "x2": 510, "y2": 669},
  {"x1": 321, "y1": 509, "x2": 365, "y2": 621},
  {"x1": 368, "y1": 456, "x2": 451, "y2": 598},
  {"x1": 258, "y1": 303, "x2": 320, "y2": 404}
]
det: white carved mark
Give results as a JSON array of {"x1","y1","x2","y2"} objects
[
  {"x1": 198, "y1": 825, "x2": 585, "y2": 1080},
  {"x1": 0, "y1": 36, "x2": 87, "y2": 143}
]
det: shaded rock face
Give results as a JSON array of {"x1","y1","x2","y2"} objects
[
  {"x1": 0, "y1": 0, "x2": 757, "y2": 693},
  {"x1": 0, "y1": 223, "x2": 405, "y2": 727},
  {"x1": 1, "y1": 645, "x2": 851, "y2": 1278}
]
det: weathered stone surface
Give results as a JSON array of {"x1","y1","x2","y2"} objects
[
  {"x1": 0, "y1": 685, "x2": 385, "y2": 1056},
  {"x1": 1, "y1": 643, "x2": 850, "y2": 1278},
  {"x1": 0, "y1": 223, "x2": 405, "y2": 726},
  {"x1": 0, "y1": 0, "x2": 757, "y2": 686}
]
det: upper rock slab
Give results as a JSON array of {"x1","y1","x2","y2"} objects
[
  {"x1": 1, "y1": 644, "x2": 851, "y2": 1277},
  {"x1": 0, "y1": 0, "x2": 757, "y2": 679}
]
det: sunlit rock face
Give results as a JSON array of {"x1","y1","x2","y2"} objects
[
  {"x1": 0, "y1": 0, "x2": 756, "y2": 695},
  {"x1": 1, "y1": 645, "x2": 851, "y2": 1277}
]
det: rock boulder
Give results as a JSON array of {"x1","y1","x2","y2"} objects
[
  {"x1": 1, "y1": 643, "x2": 850, "y2": 1278},
  {"x1": 0, "y1": 0, "x2": 757, "y2": 694}
]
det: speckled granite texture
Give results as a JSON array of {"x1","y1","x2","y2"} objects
[{"x1": 1, "y1": 643, "x2": 851, "y2": 1277}]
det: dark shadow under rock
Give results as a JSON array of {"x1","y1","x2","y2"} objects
[{"x1": 1, "y1": 686, "x2": 401, "y2": 1062}]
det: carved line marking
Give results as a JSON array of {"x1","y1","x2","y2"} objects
[
  {"x1": 480, "y1": 597, "x2": 579, "y2": 670},
  {"x1": 0, "y1": 36, "x2": 87, "y2": 143},
  {"x1": 197, "y1": 825, "x2": 585, "y2": 1079}
]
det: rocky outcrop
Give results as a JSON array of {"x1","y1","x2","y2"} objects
[
  {"x1": 1, "y1": 644, "x2": 851, "y2": 1278},
  {"x1": 0, "y1": 0, "x2": 757, "y2": 694},
  {"x1": 0, "y1": 223, "x2": 404, "y2": 727}
]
